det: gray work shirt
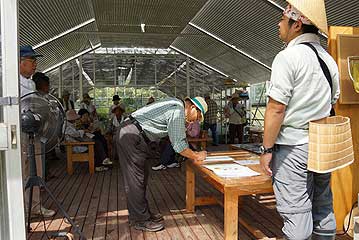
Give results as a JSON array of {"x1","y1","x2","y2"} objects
[
  {"x1": 266, "y1": 33, "x2": 340, "y2": 145},
  {"x1": 132, "y1": 98, "x2": 188, "y2": 153}
]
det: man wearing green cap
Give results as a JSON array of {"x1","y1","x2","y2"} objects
[
  {"x1": 260, "y1": 1, "x2": 340, "y2": 239},
  {"x1": 116, "y1": 97, "x2": 207, "y2": 232}
]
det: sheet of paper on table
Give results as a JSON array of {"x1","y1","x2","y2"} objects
[
  {"x1": 234, "y1": 160, "x2": 260, "y2": 165},
  {"x1": 203, "y1": 163, "x2": 260, "y2": 178},
  {"x1": 204, "y1": 156, "x2": 235, "y2": 163}
]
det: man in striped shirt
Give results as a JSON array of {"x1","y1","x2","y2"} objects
[{"x1": 116, "y1": 97, "x2": 208, "y2": 232}]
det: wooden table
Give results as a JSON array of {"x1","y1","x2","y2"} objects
[{"x1": 186, "y1": 150, "x2": 273, "y2": 240}]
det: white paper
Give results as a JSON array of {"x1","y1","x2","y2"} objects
[
  {"x1": 203, "y1": 163, "x2": 260, "y2": 178},
  {"x1": 204, "y1": 156, "x2": 235, "y2": 162},
  {"x1": 234, "y1": 160, "x2": 260, "y2": 165}
]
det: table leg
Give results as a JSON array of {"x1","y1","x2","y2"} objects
[
  {"x1": 224, "y1": 189, "x2": 238, "y2": 240},
  {"x1": 186, "y1": 161, "x2": 195, "y2": 213}
]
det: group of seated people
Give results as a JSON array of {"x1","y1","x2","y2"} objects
[{"x1": 63, "y1": 94, "x2": 207, "y2": 173}]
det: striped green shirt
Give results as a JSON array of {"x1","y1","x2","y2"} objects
[{"x1": 132, "y1": 98, "x2": 188, "y2": 153}]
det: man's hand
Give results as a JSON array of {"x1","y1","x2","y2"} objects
[
  {"x1": 260, "y1": 153, "x2": 273, "y2": 176},
  {"x1": 194, "y1": 151, "x2": 207, "y2": 163}
]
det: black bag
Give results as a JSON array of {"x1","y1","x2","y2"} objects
[{"x1": 301, "y1": 42, "x2": 335, "y2": 116}]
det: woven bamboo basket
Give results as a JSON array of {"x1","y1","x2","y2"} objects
[{"x1": 308, "y1": 116, "x2": 354, "y2": 173}]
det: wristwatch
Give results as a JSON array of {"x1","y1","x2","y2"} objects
[{"x1": 259, "y1": 145, "x2": 275, "y2": 154}]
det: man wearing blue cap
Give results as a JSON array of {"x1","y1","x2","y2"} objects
[
  {"x1": 116, "y1": 96, "x2": 207, "y2": 232},
  {"x1": 19, "y1": 46, "x2": 56, "y2": 218},
  {"x1": 19, "y1": 45, "x2": 43, "y2": 97}
]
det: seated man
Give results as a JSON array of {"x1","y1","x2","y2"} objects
[
  {"x1": 64, "y1": 110, "x2": 109, "y2": 172},
  {"x1": 77, "y1": 108, "x2": 112, "y2": 165}
]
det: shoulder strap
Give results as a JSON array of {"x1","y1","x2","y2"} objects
[
  {"x1": 300, "y1": 42, "x2": 333, "y2": 90},
  {"x1": 300, "y1": 42, "x2": 335, "y2": 116}
]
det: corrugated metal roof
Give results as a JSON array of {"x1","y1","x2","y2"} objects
[
  {"x1": 92, "y1": 0, "x2": 208, "y2": 48},
  {"x1": 19, "y1": 0, "x2": 359, "y2": 89}
]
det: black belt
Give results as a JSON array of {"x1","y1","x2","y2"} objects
[{"x1": 126, "y1": 115, "x2": 151, "y2": 144}]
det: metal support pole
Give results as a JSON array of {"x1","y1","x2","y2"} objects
[
  {"x1": 58, "y1": 65, "x2": 63, "y2": 98},
  {"x1": 79, "y1": 56, "x2": 83, "y2": 100},
  {"x1": 93, "y1": 52, "x2": 96, "y2": 105},
  {"x1": 71, "y1": 61, "x2": 75, "y2": 101},
  {"x1": 154, "y1": 59, "x2": 157, "y2": 85},
  {"x1": 114, "y1": 57, "x2": 117, "y2": 90},
  {"x1": 174, "y1": 59, "x2": 177, "y2": 97},
  {"x1": 186, "y1": 57, "x2": 190, "y2": 97}
]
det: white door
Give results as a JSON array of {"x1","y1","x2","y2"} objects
[{"x1": 0, "y1": 0, "x2": 26, "y2": 239}]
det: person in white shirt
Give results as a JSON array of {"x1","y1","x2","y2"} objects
[
  {"x1": 19, "y1": 45, "x2": 56, "y2": 218},
  {"x1": 80, "y1": 93, "x2": 97, "y2": 120},
  {"x1": 224, "y1": 92, "x2": 246, "y2": 143},
  {"x1": 108, "y1": 94, "x2": 121, "y2": 119},
  {"x1": 260, "y1": 2, "x2": 339, "y2": 239}
]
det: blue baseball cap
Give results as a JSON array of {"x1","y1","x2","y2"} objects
[{"x1": 20, "y1": 45, "x2": 43, "y2": 58}]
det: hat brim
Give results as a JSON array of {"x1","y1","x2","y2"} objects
[
  {"x1": 185, "y1": 97, "x2": 205, "y2": 122},
  {"x1": 286, "y1": 0, "x2": 328, "y2": 35},
  {"x1": 21, "y1": 54, "x2": 44, "y2": 58}
]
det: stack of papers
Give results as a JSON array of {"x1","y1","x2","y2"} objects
[
  {"x1": 203, "y1": 156, "x2": 235, "y2": 163},
  {"x1": 234, "y1": 160, "x2": 260, "y2": 165},
  {"x1": 203, "y1": 163, "x2": 260, "y2": 178}
]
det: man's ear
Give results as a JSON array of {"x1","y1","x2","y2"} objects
[{"x1": 293, "y1": 20, "x2": 303, "y2": 33}]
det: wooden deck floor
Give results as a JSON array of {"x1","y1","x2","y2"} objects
[{"x1": 28, "y1": 156, "x2": 351, "y2": 240}]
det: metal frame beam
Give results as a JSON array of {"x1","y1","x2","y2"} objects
[
  {"x1": 33, "y1": 18, "x2": 96, "y2": 49},
  {"x1": 43, "y1": 43, "x2": 101, "y2": 73},
  {"x1": 189, "y1": 22, "x2": 272, "y2": 71},
  {"x1": 170, "y1": 46, "x2": 229, "y2": 78}
]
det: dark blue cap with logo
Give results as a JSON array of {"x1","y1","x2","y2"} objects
[{"x1": 20, "y1": 45, "x2": 43, "y2": 58}]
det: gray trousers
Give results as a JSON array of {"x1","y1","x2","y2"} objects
[
  {"x1": 271, "y1": 144, "x2": 336, "y2": 240},
  {"x1": 116, "y1": 123, "x2": 151, "y2": 222}
]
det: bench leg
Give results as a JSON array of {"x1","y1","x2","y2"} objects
[
  {"x1": 224, "y1": 189, "x2": 238, "y2": 240},
  {"x1": 88, "y1": 145, "x2": 95, "y2": 174},
  {"x1": 66, "y1": 146, "x2": 73, "y2": 175},
  {"x1": 186, "y1": 161, "x2": 195, "y2": 213}
]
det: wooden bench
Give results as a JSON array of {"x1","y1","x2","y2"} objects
[{"x1": 64, "y1": 141, "x2": 95, "y2": 175}]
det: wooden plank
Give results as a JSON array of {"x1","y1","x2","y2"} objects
[
  {"x1": 39, "y1": 170, "x2": 85, "y2": 239},
  {"x1": 82, "y1": 172, "x2": 105, "y2": 238},
  {"x1": 57, "y1": 172, "x2": 92, "y2": 237},
  {"x1": 146, "y1": 180, "x2": 172, "y2": 240},
  {"x1": 28, "y1": 160, "x2": 68, "y2": 236},
  {"x1": 117, "y1": 168, "x2": 138, "y2": 240},
  {"x1": 147, "y1": 173, "x2": 184, "y2": 240},
  {"x1": 106, "y1": 168, "x2": 119, "y2": 240},
  {"x1": 186, "y1": 161, "x2": 195, "y2": 213},
  {"x1": 194, "y1": 197, "x2": 218, "y2": 206},
  {"x1": 151, "y1": 171, "x2": 199, "y2": 240},
  {"x1": 29, "y1": 165, "x2": 80, "y2": 239},
  {"x1": 164, "y1": 168, "x2": 253, "y2": 240},
  {"x1": 92, "y1": 168, "x2": 111, "y2": 239},
  {"x1": 154, "y1": 170, "x2": 212, "y2": 240}
]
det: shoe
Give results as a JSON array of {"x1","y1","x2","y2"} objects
[
  {"x1": 166, "y1": 162, "x2": 180, "y2": 168},
  {"x1": 151, "y1": 164, "x2": 166, "y2": 171},
  {"x1": 134, "y1": 220, "x2": 164, "y2": 232},
  {"x1": 32, "y1": 206, "x2": 56, "y2": 218},
  {"x1": 150, "y1": 213, "x2": 164, "y2": 222},
  {"x1": 95, "y1": 166, "x2": 109, "y2": 172},
  {"x1": 102, "y1": 158, "x2": 113, "y2": 165}
]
